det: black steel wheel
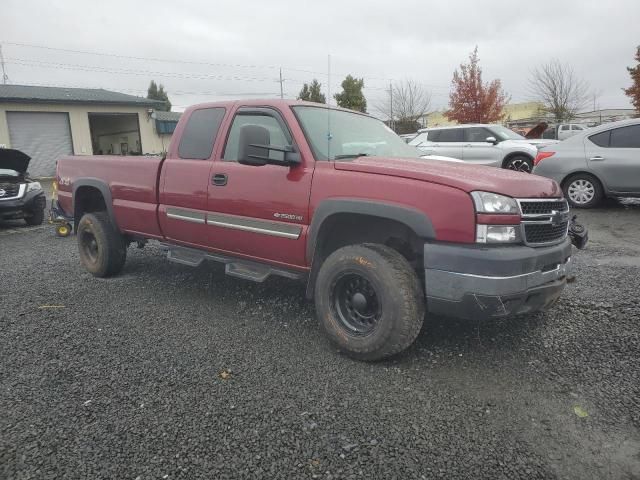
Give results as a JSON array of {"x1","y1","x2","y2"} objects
[
  {"x1": 332, "y1": 273, "x2": 382, "y2": 336},
  {"x1": 315, "y1": 243, "x2": 425, "y2": 361}
]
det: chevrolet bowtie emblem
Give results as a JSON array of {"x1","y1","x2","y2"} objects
[{"x1": 550, "y1": 210, "x2": 568, "y2": 226}]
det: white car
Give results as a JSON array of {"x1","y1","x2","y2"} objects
[{"x1": 410, "y1": 124, "x2": 557, "y2": 172}]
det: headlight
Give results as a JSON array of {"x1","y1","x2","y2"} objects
[
  {"x1": 26, "y1": 182, "x2": 42, "y2": 193},
  {"x1": 476, "y1": 225, "x2": 520, "y2": 243},
  {"x1": 471, "y1": 191, "x2": 518, "y2": 214}
]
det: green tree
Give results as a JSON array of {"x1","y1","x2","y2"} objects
[
  {"x1": 334, "y1": 75, "x2": 367, "y2": 112},
  {"x1": 298, "y1": 79, "x2": 326, "y2": 104},
  {"x1": 624, "y1": 46, "x2": 640, "y2": 115},
  {"x1": 147, "y1": 80, "x2": 171, "y2": 111}
]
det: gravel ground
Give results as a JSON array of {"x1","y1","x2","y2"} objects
[{"x1": 1, "y1": 200, "x2": 639, "y2": 479}]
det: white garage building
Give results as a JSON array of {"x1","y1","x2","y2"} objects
[{"x1": 0, "y1": 84, "x2": 180, "y2": 177}]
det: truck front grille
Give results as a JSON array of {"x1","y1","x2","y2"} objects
[
  {"x1": 524, "y1": 222, "x2": 569, "y2": 244},
  {"x1": 517, "y1": 198, "x2": 569, "y2": 246},
  {"x1": 0, "y1": 182, "x2": 21, "y2": 199},
  {"x1": 520, "y1": 200, "x2": 568, "y2": 215}
]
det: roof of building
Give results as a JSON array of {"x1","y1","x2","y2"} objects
[
  {"x1": 0, "y1": 84, "x2": 164, "y2": 107},
  {"x1": 154, "y1": 111, "x2": 182, "y2": 122},
  {"x1": 575, "y1": 108, "x2": 636, "y2": 118}
]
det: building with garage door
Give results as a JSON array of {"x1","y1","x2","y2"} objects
[{"x1": 0, "y1": 84, "x2": 181, "y2": 177}]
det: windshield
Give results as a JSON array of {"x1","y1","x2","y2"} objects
[
  {"x1": 293, "y1": 106, "x2": 422, "y2": 160},
  {"x1": 491, "y1": 125, "x2": 525, "y2": 141}
]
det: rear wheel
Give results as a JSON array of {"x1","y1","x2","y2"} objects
[
  {"x1": 563, "y1": 173, "x2": 603, "y2": 208},
  {"x1": 77, "y1": 212, "x2": 127, "y2": 277},
  {"x1": 314, "y1": 243, "x2": 425, "y2": 361},
  {"x1": 503, "y1": 155, "x2": 533, "y2": 173}
]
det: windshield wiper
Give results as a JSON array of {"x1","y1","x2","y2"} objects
[{"x1": 334, "y1": 153, "x2": 370, "y2": 160}]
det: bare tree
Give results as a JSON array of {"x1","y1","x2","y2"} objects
[
  {"x1": 376, "y1": 79, "x2": 432, "y2": 132},
  {"x1": 529, "y1": 60, "x2": 590, "y2": 122}
]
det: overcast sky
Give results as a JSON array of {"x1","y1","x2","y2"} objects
[{"x1": 2, "y1": 0, "x2": 639, "y2": 113}]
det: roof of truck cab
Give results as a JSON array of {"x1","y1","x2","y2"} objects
[{"x1": 181, "y1": 99, "x2": 370, "y2": 116}]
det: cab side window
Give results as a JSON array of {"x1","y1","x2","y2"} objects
[{"x1": 223, "y1": 112, "x2": 291, "y2": 162}]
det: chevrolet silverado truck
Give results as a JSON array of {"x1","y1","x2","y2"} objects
[{"x1": 54, "y1": 100, "x2": 575, "y2": 360}]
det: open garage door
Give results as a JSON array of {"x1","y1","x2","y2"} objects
[
  {"x1": 6, "y1": 112, "x2": 74, "y2": 177},
  {"x1": 89, "y1": 113, "x2": 142, "y2": 155}
]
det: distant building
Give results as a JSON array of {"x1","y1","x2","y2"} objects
[
  {"x1": 0, "y1": 84, "x2": 180, "y2": 177},
  {"x1": 421, "y1": 101, "x2": 546, "y2": 128},
  {"x1": 574, "y1": 108, "x2": 636, "y2": 124}
]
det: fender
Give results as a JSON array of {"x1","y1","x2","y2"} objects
[
  {"x1": 72, "y1": 178, "x2": 117, "y2": 229},
  {"x1": 304, "y1": 198, "x2": 436, "y2": 297}
]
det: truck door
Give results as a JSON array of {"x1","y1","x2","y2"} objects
[
  {"x1": 158, "y1": 107, "x2": 227, "y2": 248},
  {"x1": 207, "y1": 106, "x2": 313, "y2": 268}
]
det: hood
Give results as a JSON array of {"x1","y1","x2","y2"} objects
[
  {"x1": 525, "y1": 122, "x2": 548, "y2": 139},
  {"x1": 334, "y1": 157, "x2": 563, "y2": 198},
  {"x1": 0, "y1": 149, "x2": 31, "y2": 174}
]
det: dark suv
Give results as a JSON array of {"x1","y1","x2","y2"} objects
[{"x1": 0, "y1": 149, "x2": 46, "y2": 225}]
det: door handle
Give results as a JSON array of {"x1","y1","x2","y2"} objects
[
  {"x1": 212, "y1": 173, "x2": 228, "y2": 186},
  {"x1": 590, "y1": 156, "x2": 605, "y2": 161},
  {"x1": 464, "y1": 144, "x2": 472, "y2": 147}
]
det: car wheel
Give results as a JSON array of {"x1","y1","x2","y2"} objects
[
  {"x1": 563, "y1": 173, "x2": 603, "y2": 208},
  {"x1": 77, "y1": 212, "x2": 127, "y2": 277},
  {"x1": 25, "y1": 208, "x2": 45, "y2": 226},
  {"x1": 504, "y1": 155, "x2": 533, "y2": 173},
  {"x1": 314, "y1": 243, "x2": 425, "y2": 361}
]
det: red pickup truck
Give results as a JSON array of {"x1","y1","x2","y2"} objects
[{"x1": 54, "y1": 99, "x2": 574, "y2": 360}]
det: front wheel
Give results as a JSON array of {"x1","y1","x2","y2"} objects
[
  {"x1": 25, "y1": 208, "x2": 45, "y2": 226},
  {"x1": 77, "y1": 212, "x2": 127, "y2": 277},
  {"x1": 503, "y1": 155, "x2": 533, "y2": 173},
  {"x1": 314, "y1": 243, "x2": 425, "y2": 361}
]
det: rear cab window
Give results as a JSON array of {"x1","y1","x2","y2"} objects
[{"x1": 178, "y1": 107, "x2": 226, "y2": 160}]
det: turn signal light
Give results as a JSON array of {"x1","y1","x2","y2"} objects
[{"x1": 534, "y1": 151, "x2": 555, "y2": 166}]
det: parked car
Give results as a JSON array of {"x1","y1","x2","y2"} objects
[
  {"x1": 557, "y1": 123, "x2": 590, "y2": 141},
  {"x1": 409, "y1": 124, "x2": 557, "y2": 172},
  {"x1": 399, "y1": 133, "x2": 418, "y2": 143},
  {"x1": 54, "y1": 100, "x2": 575, "y2": 361},
  {"x1": 0, "y1": 148, "x2": 46, "y2": 225},
  {"x1": 533, "y1": 118, "x2": 640, "y2": 208}
]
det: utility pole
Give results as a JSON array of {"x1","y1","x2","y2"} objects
[
  {"x1": 389, "y1": 81, "x2": 394, "y2": 132},
  {"x1": 279, "y1": 68, "x2": 284, "y2": 99},
  {"x1": 0, "y1": 44, "x2": 8, "y2": 85}
]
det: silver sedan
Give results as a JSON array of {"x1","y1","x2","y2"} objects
[{"x1": 533, "y1": 118, "x2": 640, "y2": 208}]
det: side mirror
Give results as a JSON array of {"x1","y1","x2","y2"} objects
[
  {"x1": 486, "y1": 136, "x2": 498, "y2": 144},
  {"x1": 239, "y1": 144, "x2": 300, "y2": 167}
]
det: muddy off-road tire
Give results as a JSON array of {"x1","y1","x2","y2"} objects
[
  {"x1": 77, "y1": 212, "x2": 127, "y2": 277},
  {"x1": 314, "y1": 243, "x2": 425, "y2": 361}
]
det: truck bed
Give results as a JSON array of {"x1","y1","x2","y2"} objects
[{"x1": 57, "y1": 155, "x2": 165, "y2": 238}]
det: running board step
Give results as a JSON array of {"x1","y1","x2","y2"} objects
[{"x1": 162, "y1": 244, "x2": 305, "y2": 283}]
